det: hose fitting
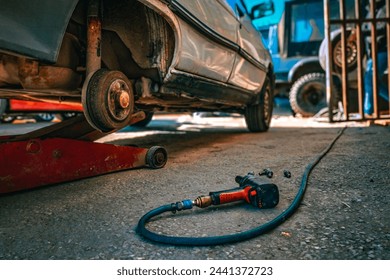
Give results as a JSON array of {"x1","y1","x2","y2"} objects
[
  {"x1": 193, "y1": 196, "x2": 213, "y2": 208},
  {"x1": 171, "y1": 199, "x2": 193, "y2": 212}
]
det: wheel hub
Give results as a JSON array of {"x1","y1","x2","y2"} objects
[
  {"x1": 306, "y1": 90, "x2": 320, "y2": 105},
  {"x1": 302, "y1": 84, "x2": 323, "y2": 106},
  {"x1": 118, "y1": 90, "x2": 130, "y2": 109},
  {"x1": 108, "y1": 79, "x2": 132, "y2": 121}
]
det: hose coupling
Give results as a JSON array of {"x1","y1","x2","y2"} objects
[
  {"x1": 171, "y1": 199, "x2": 193, "y2": 213},
  {"x1": 193, "y1": 195, "x2": 213, "y2": 208}
]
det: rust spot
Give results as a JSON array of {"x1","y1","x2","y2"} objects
[
  {"x1": 26, "y1": 140, "x2": 41, "y2": 154},
  {"x1": 52, "y1": 149, "x2": 62, "y2": 159}
]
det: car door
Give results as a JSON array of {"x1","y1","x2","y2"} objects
[
  {"x1": 170, "y1": 0, "x2": 239, "y2": 83},
  {"x1": 228, "y1": 4, "x2": 270, "y2": 92}
]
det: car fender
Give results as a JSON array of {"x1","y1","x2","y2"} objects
[
  {"x1": 0, "y1": 0, "x2": 79, "y2": 63},
  {"x1": 287, "y1": 57, "x2": 324, "y2": 83},
  {"x1": 136, "y1": 0, "x2": 182, "y2": 79}
]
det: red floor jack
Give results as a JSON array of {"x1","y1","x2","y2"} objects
[{"x1": 0, "y1": 114, "x2": 167, "y2": 194}]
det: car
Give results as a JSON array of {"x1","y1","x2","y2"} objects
[{"x1": 0, "y1": 0, "x2": 274, "y2": 133}]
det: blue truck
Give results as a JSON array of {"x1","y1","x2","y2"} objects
[{"x1": 229, "y1": 0, "x2": 327, "y2": 116}]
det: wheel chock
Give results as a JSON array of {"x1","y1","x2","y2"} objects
[{"x1": 0, "y1": 138, "x2": 167, "y2": 194}]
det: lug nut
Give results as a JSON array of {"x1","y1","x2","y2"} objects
[
  {"x1": 259, "y1": 168, "x2": 273, "y2": 178},
  {"x1": 283, "y1": 170, "x2": 291, "y2": 178}
]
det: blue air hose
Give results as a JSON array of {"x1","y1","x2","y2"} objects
[{"x1": 137, "y1": 127, "x2": 346, "y2": 246}]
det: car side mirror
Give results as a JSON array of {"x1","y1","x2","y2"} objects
[{"x1": 250, "y1": 1, "x2": 275, "y2": 20}]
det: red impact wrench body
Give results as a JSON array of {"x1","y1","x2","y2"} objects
[{"x1": 192, "y1": 172, "x2": 279, "y2": 209}]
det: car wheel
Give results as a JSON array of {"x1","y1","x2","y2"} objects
[
  {"x1": 34, "y1": 113, "x2": 55, "y2": 122},
  {"x1": 331, "y1": 29, "x2": 359, "y2": 74},
  {"x1": 245, "y1": 77, "x2": 273, "y2": 132},
  {"x1": 289, "y1": 73, "x2": 327, "y2": 117},
  {"x1": 132, "y1": 112, "x2": 154, "y2": 127},
  {"x1": 82, "y1": 69, "x2": 134, "y2": 132}
]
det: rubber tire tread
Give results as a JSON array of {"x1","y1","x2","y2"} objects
[
  {"x1": 289, "y1": 73, "x2": 326, "y2": 117},
  {"x1": 244, "y1": 77, "x2": 273, "y2": 132},
  {"x1": 83, "y1": 69, "x2": 133, "y2": 132}
]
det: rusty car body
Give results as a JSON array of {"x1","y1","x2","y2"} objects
[{"x1": 0, "y1": 0, "x2": 274, "y2": 133}]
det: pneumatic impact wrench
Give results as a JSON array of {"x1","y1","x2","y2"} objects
[
  {"x1": 137, "y1": 172, "x2": 280, "y2": 246},
  {"x1": 138, "y1": 128, "x2": 346, "y2": 246},
  {"x1": 172, "y1": 172, "x2": 279, "y2": 211}
]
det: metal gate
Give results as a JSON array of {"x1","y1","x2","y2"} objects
[{"x1": 323, "y1": 0, "x2": 390, "y2": 122}]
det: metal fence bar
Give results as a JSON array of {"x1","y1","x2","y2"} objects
[
  {"x1": 370, "y1": 0, "x2": 380, "y2": 118},
  {"x1": 387, "y1": 0, "x2": 390, "y2": 114},
  {"x1": 355, "y1": 0, "x2": 365, "y2": 120},
  {"x1": 324, "y1": 0, "x2": 390, "y2": 122},
  {"x1": 324, "y1": 0, "x2": 335, "y2": 122},
  {"x1": 340, "y1": 0, "x2": 349, "y2": 120}
]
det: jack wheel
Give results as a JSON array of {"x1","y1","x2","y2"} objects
[
  {"x1": 82, "y1": 69, "x2": 134, "y2": 132},
  {"x1": 146, "y1": 146, "x2": 167, "y2": 169}
]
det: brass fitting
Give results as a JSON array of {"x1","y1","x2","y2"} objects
[{"x1": 193, "y1": 195, "x2": 213, "y2": 208}]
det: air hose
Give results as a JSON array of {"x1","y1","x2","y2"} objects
[{"x1": 137, "y1": 127, "x2": 346, "y2": 246}]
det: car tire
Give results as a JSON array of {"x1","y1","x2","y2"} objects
[
  {"x1": 245, "y1": 77, "x2": 273, "y2": 132},
  {"x1": 132, "y1": 112, "x2": 154, "y2": 127},
  {"x1": 289, "y1": 73, "x2": 327, "y2": 117},
  {"x1": 82, "y1": 69, "x2": 134, "y2": 132}
]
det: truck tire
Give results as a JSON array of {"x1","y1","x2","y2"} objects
[
  {"x1": 289, "y1": 73, "x2": 327, "y2": 117},
  {"x1": 245, "y1": 77, "x2": 273, "y2": 132}
]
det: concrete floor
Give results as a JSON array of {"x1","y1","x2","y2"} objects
[{"x1": 0, "y1": 107, "x2": 389, "y2": 260}]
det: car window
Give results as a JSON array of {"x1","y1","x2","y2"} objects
[{"x1": 290, "y1": 2, "x2": 324, "y2": 43}]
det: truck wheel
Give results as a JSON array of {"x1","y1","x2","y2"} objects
[
  {"x1": 245, "y1": 77, "x2": 273, "y2": 132},
  {"x1": 82, "y1": 69, "x2": 134, "y2": 132},
  {"x1": 289, "y1": 73, "x2": 327, "y2": 117}
]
